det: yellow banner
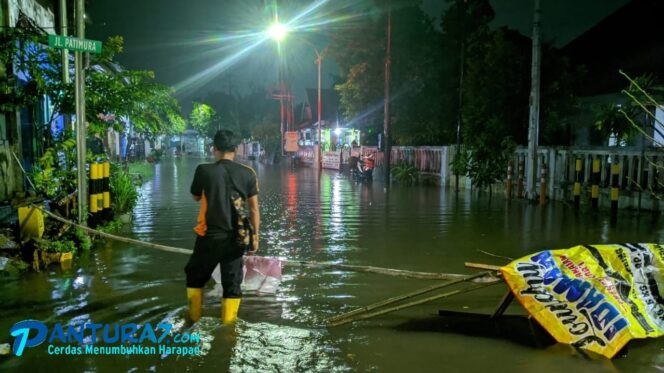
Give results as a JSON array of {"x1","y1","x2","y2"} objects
[{"x1": 500, "y1": 243, "x2": 664, "y2": 358}]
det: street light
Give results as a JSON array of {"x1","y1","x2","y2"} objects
[
  {"x1": 266, "y1": 22, "x2": 325, "y2": 170},
  {"x1": 314, "y1": 47, "x2": 323, "y2": 170},
  {"x1": 266, "y1": 22, "x2": 289, "y2": 157},
  {"x1": 267, "y1": 22, "x2": 288, "y2": 42}
]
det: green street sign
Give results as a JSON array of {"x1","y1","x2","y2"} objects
[{"x1": 48, "y1": 35, "x2": 102, "y2": 54}]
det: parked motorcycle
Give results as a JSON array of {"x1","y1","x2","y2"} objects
[{"x1": 350, "y1": 154, "x2": 375, "y2": 182}]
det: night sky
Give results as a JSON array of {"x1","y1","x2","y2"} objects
[{"x1": 87, "y1": 0, "x2": 629, "y2": 111}]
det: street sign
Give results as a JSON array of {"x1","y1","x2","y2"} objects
[
  {"x1": 284, "y1": 131, "x2": 299, "y2": 152},
  {"x1": 322, "y1": 150, "x2": 341, "y2": 170},
  {"x1": 48, "y1": 35, "x2": 102, "y2": 54}
]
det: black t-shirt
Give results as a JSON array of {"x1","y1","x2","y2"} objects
[{"x1": 190, "y1": 160, "x2": 259, "y2": 236}]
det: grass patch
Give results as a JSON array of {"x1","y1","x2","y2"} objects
[{"x1": 127, "y1": 162, "x2": 155, "y2": 183}]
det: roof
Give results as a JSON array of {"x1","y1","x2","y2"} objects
[{"x1": 563, "y1": 0, "x2": 664, "y2": 96}]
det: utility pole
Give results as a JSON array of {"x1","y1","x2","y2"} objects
[
  {"x1": 526, "y1": 0, "x2": 541, "y2": 200},
  {"x1": 316, "y1": 49, "x2": 323, "y2": 169},
  {"x1": 279, "y1": 79, "x2": 284, "y2": 157},
  {"x1": 383, "y1": 7, "x2": 392, "y2": 186},
  {"x1": 454, "y1": 1, "x2": 467, "y2": 193},
  {"x1": 75, "y1": 0, "x2": 87, "y2": 224},
  {"x1": 59, "y1": 0, "x2": 70, "y2": 130},
  {"x1": 455, "y1": 40, "x2": 464, "y2": 193}
]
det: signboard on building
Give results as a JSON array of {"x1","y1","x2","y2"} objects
[
  {"x1": 322, "y1": 150, "x2": 341, "y2": 170},
  {"x1": 284, "y1": 131, "x2": 299, "y2": 152}
]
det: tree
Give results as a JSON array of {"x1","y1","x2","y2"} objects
[
  {"x1": 330, "y1": 3, "x2": 447, "y2": 145},
  {"x1": 1, "y1": 31, "x2": 186, "y2": 141},
  {"x1": 252, "y1": 121, "x2": 280, "y2": 162},
  {"x1": 0, "y1": 27, "x2": 44, "y2": 112},
  {"x1": 329, "y1": 6, "x2": 384, "y2": 137},
  {"x1": 462, "y1": 28, "x2": 530, "y2": 146},
  {"x1": 1, "y1": 27, "x2": 186, "y2": 201},
  {"x1": 444, "y1": 1, "x2": 579, "y2": 190},
  {"x1": 238, "y1": 86, "x2": 280, "y2": 139},
  {"x1": 594, "y1": 74, "x2": 663, "y2": 145},
  {"x1": 189, "y1": 102, "x2": 216, "y2": 138},
  {"x1": 203, "y1": 90, "x2": 241, "y2": 138}
]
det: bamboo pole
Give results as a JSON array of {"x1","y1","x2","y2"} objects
[
  {"x1": 327, "y1": 280, "x2": 503, "y2": 327},
  {"x1": 34, "y1": 205, "x2": 498, "y2": 281},
  {"x1": 465, "y1": 262, "x2": 503, "y2": 271},
  {"x1": 37, "y1": 206, "x2": 193, "y2": 255},
  {"x1": 283, "y1": 260, "x2": 498, "y2": 281},
  {"x1": 325, "y1": 271, "x2": 492, "y2": 324}
]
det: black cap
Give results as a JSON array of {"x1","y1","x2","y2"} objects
[{"x1": 212, "y1": 129, "x2": 238, "y2": 152}]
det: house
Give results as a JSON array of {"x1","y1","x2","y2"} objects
[
  {"x1": 0, "y1": 0, "x2": 55, "y2": 202},
  {"x1": 296, "y1": 88, "x2": 359, "y2": 151},
  {"x1": 563, "y1": 0, "x2": 664, "y2": 146}
]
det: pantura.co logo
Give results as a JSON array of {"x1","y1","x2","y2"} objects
[
  {"x1": 10, "y1": 320, "x2": 48, "y2": 356},
  {"x1": 9, "y1": 319, "x2": 200, "y2": 357}
]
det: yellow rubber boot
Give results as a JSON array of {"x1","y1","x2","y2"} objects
[
  {"x1": 221, "y1": 298, "x2": 241, "y2": 324},
  {"x1": 187, "y1": 288, "x2": 203, "y2": 322}
]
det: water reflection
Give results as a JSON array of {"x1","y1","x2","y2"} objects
[
  {"x1": 0, "y1": 157, "x2": 662, "y2": 372},
  {"x1": 229, "y1": 321, "x2": 350, "y2": 372},
  {"x1": 323, "y1": 174, "x2": 360, "y2": 252}
]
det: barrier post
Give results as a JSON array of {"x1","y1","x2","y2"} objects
[
  {"x1": 591, "y1": 159, "x2": 600, "y2": 211},
  {"x1": 103, "y1": 161, "x2": 111, "y2": 220},
  {"x1": 506, "y1": 160, "x2": 513, "y2": 200},
  {"x1": 517, "y1": 157, "x2": 525, "y2": 198},
  {"x1": 88, "y1": 162, "x2": 99, "y2": 225},
  {"x1": 574, "y1": 158, "x2": 582, "y2": 209},
  {"x1": 539, "y1": 162, "x2": 547, "y2": 206},
  {"x1": 611, "y1": 162, "x2": 619, "y2": 219}
]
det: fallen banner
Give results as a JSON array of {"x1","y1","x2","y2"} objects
[{"x1": 500, "y1": 243, "x2": 664, "y2": 358}]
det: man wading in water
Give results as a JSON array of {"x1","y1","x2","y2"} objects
[{"x1": 185, "y1": 129, "x2": 260, "y2": 323}]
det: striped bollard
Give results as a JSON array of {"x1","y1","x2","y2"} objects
[
  {"x1": 539, "y1": 163, "x2": 547, "y2": 206},
  {"x1": 89, "y1": 163, "x2": 99, "y2": 225},
  {"x1": 103, "y1": 161, "x2": 111, "y2": 220},
  {"x1": 517, "y1": 158, "x2": 525, "y2": 198},
  {"x1": 102, "y1": 161, "x2": 111, "y2": 220},
  {"x1": 506, "y1": 161, "x2": 513, "y2": 200},
  {"x1": 591, "y1": 159, "x2": 600, "y2": 211},
  {"x1": 97, "y1": 162, "x2": 103, "y2": 219},
  {"x1": 573, "y1": 158, "x2": 582, "y2": 209},
  {"x1": 611, "y1": 163, "x2": 620, "y2": 219}
]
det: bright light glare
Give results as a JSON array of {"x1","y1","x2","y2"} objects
[
  {"x1": 267, "y1": 22, "x2": 288, "y2": 41},
  {"x1": 334, "y1": 128, "x2": 342, "y2": 136}
]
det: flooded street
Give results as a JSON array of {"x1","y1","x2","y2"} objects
[{"x1": 2, "y1": 157, "x2": 663, "y2": 372}]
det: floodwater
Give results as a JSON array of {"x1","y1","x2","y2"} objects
[{"x1": 1, "y1": 157, "x2": 663, "y2": 372}]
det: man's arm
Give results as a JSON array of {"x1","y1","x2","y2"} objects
[
  {"x1": 248, "y1": 195, "x2": 260, "y2": 253},
  {"x1": 191, "y1": 165, "x2": 203, "y2": 201}
]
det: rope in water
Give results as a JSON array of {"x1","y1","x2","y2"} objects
[{"x1": 33, "y1": 205, "x2": 499, "y2": 281}]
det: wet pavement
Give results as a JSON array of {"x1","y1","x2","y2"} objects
[{"x1": 1, "y1": 157, "x2": 663, "y2": 372}]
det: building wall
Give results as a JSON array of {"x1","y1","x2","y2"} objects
[
  {"x1": 0, "y1": 0, "x2": 55, "y2": 201},
  {"x1": 8, "y1": 0, "x2": 54, "y2": 29},
  {"x1": 0, "y1": 115, "x2": 22, "y2": 202}
]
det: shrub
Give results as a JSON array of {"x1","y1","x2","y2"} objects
[
  {"x1": 74, "y1": 228, "x2": 93, "y2": 251},
  {"x1": 40, "y1": 238, "x2": 76, "y2": 253},
  {"x1": 97, "y1": 219, "x2": 124, "y2": 233},
  {"x1": 111, "y1": 170, "x2": 139, "y2": 214},
  {"x1": 392, "y1": 162, "x2": 419, "y2": 185}
]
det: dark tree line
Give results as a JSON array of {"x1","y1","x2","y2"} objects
[{"x1": 326, "y1": 0, "x2": 581, "y2": 187}]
